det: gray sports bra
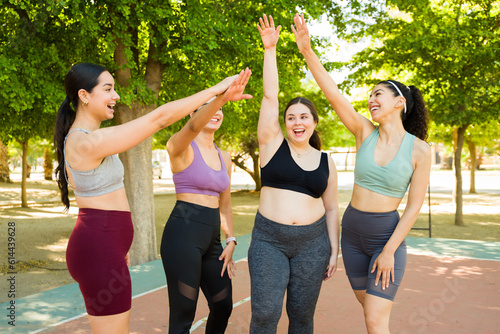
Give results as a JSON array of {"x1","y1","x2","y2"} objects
[{"x1": 64, "y1": 129, "x2": 125, "y2": 197}]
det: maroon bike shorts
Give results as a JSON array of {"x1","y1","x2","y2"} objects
[{"x1": 66, "y1": 208, "x2": 134, "y2": 316}]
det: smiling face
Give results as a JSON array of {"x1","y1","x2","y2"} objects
[
  {"x1": 284, "y1": 103, "x2": 317, "y2": 144},
  {"x1": 83, "y1": 71, "x2": 120, "y2": 121},
  {"x1": 368, "y1": 84, "x2": 405, "y2": 123},
  {"x1": 204, "y1": 107, "x2": 224, "y2": 132}
]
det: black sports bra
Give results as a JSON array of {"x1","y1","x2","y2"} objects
[{"x1": 260, "y1": 139, "x2": 329, "y2": 198}]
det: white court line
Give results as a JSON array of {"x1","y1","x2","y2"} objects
[
  {"x1": 32, "y1": 258, "x2": 250, "y2": 333},
  {"x1": 30, "y1": 313, "x2": 87, "y2": 334},
  {"x1": 30, "y1": 285, "x2": 170, "y2": 333}
]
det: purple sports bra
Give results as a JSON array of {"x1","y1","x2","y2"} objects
[{"x1": 173, "y1": 141, "x2": 230, "y2": 197}]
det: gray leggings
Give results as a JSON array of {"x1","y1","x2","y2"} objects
[{"x1": 248, "y1": 211, "x2": 330, "y2": 334}]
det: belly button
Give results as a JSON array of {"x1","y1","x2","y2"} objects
[{"x1": 292, "y1": 222, "x2": 297, "y2": 225}]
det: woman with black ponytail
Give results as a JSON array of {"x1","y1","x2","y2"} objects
[
  {"x1": 293, "y1": 13, "x2": 431, "y2": 333},
  {"x1": 54, "y1": 62, "x2": 251, "y2": 333},
  {"x1": 248, "y1": 15, "x2": 339, "y2": 333}
]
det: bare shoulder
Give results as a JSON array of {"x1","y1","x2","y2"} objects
[
  {"x1": 221, "y1": 150, "x2": 232, "y2": 168},
  {"x1": 325, "y1": 152, "x2": 338, "y2": 173},
  {"x1": 413, "y1": 138, "x2": 432, "y2": 165}
]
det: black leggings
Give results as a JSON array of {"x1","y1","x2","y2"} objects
[
  {"x1": 160, "y1": 201, "x2": 232, "y2": 334},
  {"x1": 248, "y1": 211, "x2": 330, "y2": 334}
]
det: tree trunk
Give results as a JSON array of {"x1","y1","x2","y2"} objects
[
  {"x1": 116, "y1": 106, "x2": 157, "y2": 266},
  {"x1": 453, "y1": 125, "x2": 468, "y2": 226},
  {"x1": 21, "y1": 140, "x2": 29, "y2": 207},
  {"x1": 345, "y1": 148, "x2": 351, "y2": 171},
  {"x1": 232, "y1": 153, "x2": 261, "y2": 191},
  {"x1": 467, "y1": 139, "x2": 476, "y2": 193},
  {"x1": 250, "y1": 150, "x2": 261, "y2": 191},
  {"x1": 113, "y1": 37, "x2": 164, "y2": 266},
  {"x1": 232, "y1": 136, "x2": 261, "y2": 191},
  {"x1": 0, "y1": 140, "x2": 10, "y2": 182}
]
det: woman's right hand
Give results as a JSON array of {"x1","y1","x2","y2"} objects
[
  {"x1": 257, "y1": 14, "x2": 281, "y2": 49},
  {"x1": 291, "y1": 13, "x2": 312, "y2": 55}
]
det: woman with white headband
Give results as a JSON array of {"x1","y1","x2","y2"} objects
[{"x1": 292, "y1": 13, "x2": 431, "y2": 333}]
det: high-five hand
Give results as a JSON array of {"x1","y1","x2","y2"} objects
[
  {"x1": 257, "y1": 14, "x2": 281, "y2": 49},
  {"x1": 291, "y1": 13, "x2": 312, "y2": 55},
  {"x1": 222, "y1": 68, "x2": 253, "y2": 102}
]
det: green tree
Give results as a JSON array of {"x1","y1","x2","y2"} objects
[
  {"x1": 154, "y1": 2, "x2": 350, "y2": 191},
  {"x1": 338, "y1": 0, "x2": 500, "y2": 225},
  {"x1": 2, "y1": 0, "x2": 348, "y2": 264},
  {"x1": 0, "y1": 1, "x2": 67, "y2": 206},
  {"x1": 464, "y1": 121, "x2": 500, "y2": 192}
]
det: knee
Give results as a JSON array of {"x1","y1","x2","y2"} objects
[
  {"x1": 252, "y1": 303, "x2": 282, "y2": 328},
  {"x1": 364, "y1": 310, "x2": 388, "y2": 333},
  {"x1": 211, "y1": 297, "x2": 233, "y2": 319}
]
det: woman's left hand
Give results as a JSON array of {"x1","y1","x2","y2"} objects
[
  {"x1": 125, "y1": 252, "x2": 131, "y2": 267},
  {"x1": 324, "y1": 254, "x2": 338, "y2": 281},
  {"x1": 371, "y1": 250, "x2": 395, "y2": 290},
  {"x1": 222, "y1": 68, "x2": 253, "y2": 103},
  {"x1": 219, "y1": 243, "x2": 237, "y2": 279}
]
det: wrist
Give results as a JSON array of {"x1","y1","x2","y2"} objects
[
  {"x1": 225, "y1": 237, "x2": 237, "y2": 246},
  {"x1": 301, "y1": 47, "x2": 315, "y2": 58}
]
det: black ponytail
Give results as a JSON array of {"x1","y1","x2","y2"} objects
[
  {"x1": 54, "y1": 63, "x2": 107, "y2": 210},
  {"x1": 54, "y1": 97, "x2": 76, "y2": 210},
  {"x1": 284, "y1": 97, "x2": 322, "y2": 150},
  {"x1": 379, "y1": 80, "x2": 429, "y2": 141}
]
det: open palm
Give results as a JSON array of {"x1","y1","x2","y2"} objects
[
  {"x1": 257, "y1": 14, "x2": 281, "y2": 49},
  {"x1": 222, "y1": 68, "x2": 253, "y2": 102},
  {"x1": 291, "y1": 13, "x2": 311, "y2": 54}
]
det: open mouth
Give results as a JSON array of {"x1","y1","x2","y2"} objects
[{"x1": 293, "y1": 129, "x2": 306, "y2": 136}]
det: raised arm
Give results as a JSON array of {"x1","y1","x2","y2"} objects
[
  {"x1": 257, "y1": 14, "x2": 284, "y2": 157},
  {"x1": 67, "y1": 73, "x2": 241, "y2": 166},
  {"x1": 292, "y1": 13, "x2": 373, "y2": 142},
  {"x1": 167, "y1": 68, "x2": 252, "y2": 159}
]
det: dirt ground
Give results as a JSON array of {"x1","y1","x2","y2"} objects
[{"x1": 1, "y1": 170, "x2": 499, "y2": 303}]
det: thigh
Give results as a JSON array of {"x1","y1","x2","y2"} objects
[
  {"x1": 200, "y1": 240, "x2": 232, "y2": 303},
  {"x1": 286, "y1": 232, "x2": 330, "y2": 314},
  {"x1": 248, "y1": 238, "x2": 290, "y2": 309},
  {"x1": 367, "y1": 240, "x2": 407, "y2": 301},
  {"x1": 341, "y1": 228, "x2": 372, "y2": 289},
  {"x1": 88, "y1": 309, "x2": 130, "y2": 334}
]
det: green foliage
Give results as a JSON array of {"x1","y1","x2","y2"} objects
[
  {"x1": 0, "y1": 1, "x2": 68, "y2": 144},
  {"x1": 338, "y1": 0, "x2": 500, "y2": 129}
]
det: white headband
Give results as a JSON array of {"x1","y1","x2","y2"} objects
[{"x1": 387, "y1": 81, "x2": 407, "y2": 114}]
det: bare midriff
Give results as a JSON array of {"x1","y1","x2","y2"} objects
[{"x1": 258, "y1": 187, "x2": 325, "y2": 225}]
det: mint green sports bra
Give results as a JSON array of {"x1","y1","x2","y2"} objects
[{"x1": 354, "y1": 127, "x2": 415, "y2": 198}]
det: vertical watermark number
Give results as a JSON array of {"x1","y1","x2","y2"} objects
[{"x1": 6, "y1": 221, "x2": 16, "y2": 327}]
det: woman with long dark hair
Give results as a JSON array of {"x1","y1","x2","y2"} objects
[
  {"x1": 292, "y1": 13, "x2": 431, "y2": 333},
  {"x1": 248, "y1": 15, "x2": 340, "y2": 334},
  {"x1": 54, "y1": 62, "x2": 250, "y2": 333}
]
